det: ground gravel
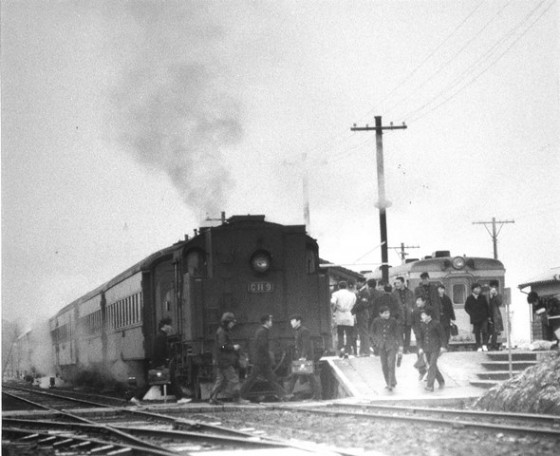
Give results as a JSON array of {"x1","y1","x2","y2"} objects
[{"x1": 206, "y1": 409, "x2": 559, "y2": 456}]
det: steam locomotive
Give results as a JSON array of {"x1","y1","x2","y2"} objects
[{"x1": 48, "y1": 215, "x2": 333, "y2": 398}]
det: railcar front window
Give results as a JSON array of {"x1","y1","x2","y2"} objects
[{"x1": 453, "y1": 284, "x2": 466, "y2": 304}]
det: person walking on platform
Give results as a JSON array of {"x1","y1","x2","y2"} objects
[
  {"x1": 286, "y1": 315, "x2": 321, "y2": 400},
  {"x1": 464, "y1": 283, "x2": 490, "y2": 351},
  {"x1": 414, "y1": 272, "x2": 442, "y2": 321},
  {"x1": 371, "y1": 306, "x2": 403, "y2": 391},
  {"x1": 488, "y1": 281, "x2": 504, "y2": 350},
  {"x1": 353, "y1": 277, "x2": 372, "y2": 356},
  {"x1": 392, "y1": 277, "x2": 415, "y2": 353},
  {"x1": 411, "y1": 296, "x2": 432, "y2": 380},
  {"x1": 129, "y1": 318, "x2": 191, "y2": 405},
  {"x1": 417, "y1": 308, "x2": 446, "y2": 392},
  {"x1": 208, "y1": 313, "x2": 249, "y2": 405},
  {"x1": 331, "y1": 281, "x2": 356, "y2": 357},
  {"x1": 438, "y1": 285, "x2": 456, "y2": 348},
  {"x1": 240, "y1": 315, "x2": 290, "y2": 401}
]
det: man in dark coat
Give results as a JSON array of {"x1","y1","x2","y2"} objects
[
  {"x1": 209, "y1": 312, "x2": 249, "y2": 405},
  {"x1": 464, "y1": 283, "x2": 490, "y2": 351},
  {"x1": 417, "y1": 308, "x2": 446, "y2": 392},
  {"x1": 488, "y1": 281, "x2": 504, "y2": 350},
  {"x1": 240, "y1": 314, "x2": 290, "y2": 401},
  {"x1": 286, "y1": 315, "x2": 321, "y2": 400},
  {"x1": 392, "y1": 277, "x2": 415, "y2": 353},
  {"x1": 414, "y1": 272, "x2": 442, "y2": 321},
  {"x1": 353, "y1": 278, "x2": 372, "y2": 356},
  {"x1": 437, "y1": 285, "x2": 456, "y2": 348},
  {"x1": 130, "y1": 318, "x2": 191, "y2": 405},
  {"x1": 371, "y1": 306, "x2": 403, "y2": 391},
  {"x1": 411, "y1": 296, "x2": 433, "y2": 379}
]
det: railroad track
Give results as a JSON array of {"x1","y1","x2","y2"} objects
[
  {"x1": 3, "y1": 384, "x2": 127, "y2": 410},
  {"x1": 2, "y1": 385, "x2": 353, "y2": 455},
  {"x1": 266, "y1": 401, "x2": 560, "y2": 439}
]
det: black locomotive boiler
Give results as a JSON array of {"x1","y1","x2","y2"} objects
[{"x1": 49, "y1": 215, "x2": 333, "y2": 398}]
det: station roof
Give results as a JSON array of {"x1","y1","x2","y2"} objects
[{"x1": 518, "y1": 266, "x2": 560, "y2": 289}]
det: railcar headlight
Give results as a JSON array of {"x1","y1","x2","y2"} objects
[
  {"x1": 250, "y1": 250, "x2": 272, "y2": 273},
  {"x1": 452, "y1": 256, "x2": 466, "y2": 270}
]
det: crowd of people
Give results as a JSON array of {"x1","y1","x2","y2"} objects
[{"x1": 330, "y1": 274, "x2": 505, "y2": 392}]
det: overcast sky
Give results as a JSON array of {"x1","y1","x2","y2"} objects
[{"x1": 2, "y1": 0, "x2": 559, "y2": 341}]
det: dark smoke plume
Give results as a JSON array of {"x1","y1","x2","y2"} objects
[{"x1": 109, "y1": 5, "x2": 243, "y2": 216}]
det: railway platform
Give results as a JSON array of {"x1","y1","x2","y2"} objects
[{"x1": 323, "y1": 350, "x2": 547, "y2": 403}]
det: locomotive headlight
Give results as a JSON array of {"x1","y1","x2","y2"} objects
[
  {"x1": 452, "y1": 256, "x2": 466, "y2": 270},
  {"x1": 250, "y1": 251, "x2": 271, "y2": 273}
]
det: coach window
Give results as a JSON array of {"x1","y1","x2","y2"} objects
[{"x1": 453, "y1": 284, "x2": 466, "y2": 305}]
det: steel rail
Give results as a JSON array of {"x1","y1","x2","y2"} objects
[
  {"x1": 2, "y1": 417, "x2": 302, "y2": 452},
  {"x1": 3, "y1": 426, "x2": 174, "y2": 456},
  {"x1": 2, "y1": 390, "x2": 176, "y2": 453},
  {"x1": 328, "y1": 402, "x2": 560, "y2": 425},
  {"x1": 266, "y1": 405, "x2": 560, "y2": 439},
  {"x1": 3, "y1": 384, "x2": 123, "y2": 408},
  {"x1": 122, "y1": 408, "x2": 254, "y2": 438}
]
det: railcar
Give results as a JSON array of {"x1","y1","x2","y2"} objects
[
  {"x1": 49, "y1": 215, "x2": 332, "y2": 398},
  {"x1": 369, "y1": 251, "x2": 506, "y2": 348}
]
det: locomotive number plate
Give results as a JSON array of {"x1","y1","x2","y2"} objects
[{"x1": 248, "y1": 282, "x2": 274, "y2": 293}]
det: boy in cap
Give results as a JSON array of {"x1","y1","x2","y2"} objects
[{"x1": 209, "y1": 312, "x2": 249, "y2": 405}]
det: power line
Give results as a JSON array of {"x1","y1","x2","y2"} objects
[
  {"x1": 369, "y1": 0, "x2": 486, "y2": 116},
  {"x1": 401, "y1": 0, "x2": 553, "y2": 122},
  {"x1": 386, "y1": 0, "x2": 514, "y2": 117}
]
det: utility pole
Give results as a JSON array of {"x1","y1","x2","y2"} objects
[
  {"x1": 472, "y1": 217, "x2": 515, "y2": 259},
  {"x1": 389, "y1": 242, "x2": 420, "y2": 263},
  {"x1": 351, "y1": 116, "x2": 407, "y2": 283}
]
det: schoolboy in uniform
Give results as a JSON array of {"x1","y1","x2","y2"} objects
[{"x1": 371, "y1": 306, "x2": 403, "y2": 391}]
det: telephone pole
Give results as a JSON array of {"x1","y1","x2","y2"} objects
[
  {"x1": 351, "y1": 116, "x2": 407, "y2": 282},
  {"x1": 389, "y1": 242, "x2": 420, "y2": 263},
  {"x1": 472, "y1": 217, "x2": 515, "y2": 259}
]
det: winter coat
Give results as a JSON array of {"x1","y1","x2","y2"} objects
[
  {"x1": 214, "y1": 324, "x2": 238, "y2": 368},
  {"x1": 464, "y1": 294, "x2": 489, "y2": 324},
  {"x1": 488, "y1": 294, "x2": 504, "y2": 333},
  {"x1": 417, "y1": 319, "x2": 446, "y2": 353},
  {"x1": 392, "y1": 287, "x2": 415, "y2": 326},
  {"x1": 414, "y1": 283, "x2": 442, "y2": 321},
  {"x1": 251, "y1": 325, "x2": 273, "y2": 367},
  {"x1": 440, "y1": 295, "x2": 456, "y2": 327},
  {"x1": 371, "y1": 317, "x2": 403, "y2": 351},
  {"x1": 293, "y1": 325, "x2": 314, "y2": 361},
  {"x1": 151, "y1": 330, "x2": 169, "y2": 368}
]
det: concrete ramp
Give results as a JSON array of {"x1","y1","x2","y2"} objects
[{"x1": 324, "y1": 352, "x2": 495, "y2": 401}]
